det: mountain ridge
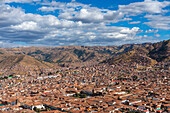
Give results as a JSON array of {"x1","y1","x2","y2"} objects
[
  {"x1": 0, "y1": 55, "x2": 56, "y2": 75},
  {"x1": 0, "y1": 42, "x2": 154, "y2": 63},
  {"x1": 0, "y1": 39, "x2": 169, "y2": 75},
  {"x1": 102, "y1": 39, "x2": 169, "y2": 65}
]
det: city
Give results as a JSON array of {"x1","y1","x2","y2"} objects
[
  {"x1": 0, "y1": 61, "x2": 169, "y2": 112},
  {"x1": 0, "y1": 0, "x2": 170, "y2": 112}
]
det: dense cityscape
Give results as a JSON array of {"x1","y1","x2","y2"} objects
[
  {"x1": 0, "y1": 0, "x2": 170, "y2": 112},
  {"x1": 0, "y1": 60, "x2": 169, "y2": 112}
]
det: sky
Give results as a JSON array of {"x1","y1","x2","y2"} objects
[{"x1": 0, "y1": 0, "x2": 169, "y2": 47}]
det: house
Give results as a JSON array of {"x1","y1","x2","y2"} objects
[
  {"x1": 23, "y1": 102, "x2": 45, "y2": 110},
  {"x1": 43, "y1": 103, "x2": 69, "y2": 112},
  {"x1": 0, "y1": 98, "x2": 18, "y2": 105},
  {"x1": 129, "y1": 99, "x2": 142, "y2": 106}
]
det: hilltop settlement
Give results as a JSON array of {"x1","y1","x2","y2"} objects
[{"x1": 0, "y1": 40, "x2": 169, "y2": 113}]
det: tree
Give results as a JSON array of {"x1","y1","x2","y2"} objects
[
  {"x1": 46, "y1": 107, "x2": 50, "y2": 111},
  {"x1": 117, "y1": 96, "x2": 121, "y2": 100},
  {"x1": 80, "y1": 94, "x2": 87, "y2": 98},
  {"x1": 48, "y1": 72, "x2": 52, "y2": 75},
  {"x1": 33, "y1": 107, "x2": 41, "y2": 112},
  {"x1": 33, "y1": 107, "x2": 37, "y2": 111},
  {"x1": 127, "y1": 90, "x2": 131, "y2": 94},
  {"x1": 4, "y1": 76, "x2": 8, "y2": 79},
  {"x1": 9, "y1": 74, "x2": 13, "y2": 77},
  {"x1": 132, "y1": 75, "x2": 138, "y2": 81}
]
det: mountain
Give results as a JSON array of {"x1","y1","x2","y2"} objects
[
  {"x1": 0, "y1": 55, "x2": 55, "y2": 75},
  {"x1": 102, "y1": 49, "x2": 157, "y2": 66},
  {"x1": 102, "y1": 39, "x2": 169, "y2": 65},
  {"x1": 0, "y1": 39, "x2": 169, "y2": 75},
  {"x1": 148, "y1": 40, "x2": 170, "y2": 62},
  {"x1": 0, "y1": 43, "x2": 152, "y2": 64}
]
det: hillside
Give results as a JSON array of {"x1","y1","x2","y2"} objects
[
  {"x1": 0, "y1": 43, "x2": 152, "y2": 64},
  {"x1": 0, "y1": 39, "x2": 169, "y2": 75},
  {"x1": 102, "y1": 49, "x2": 157, "y2": 66},
  {"x1": 0, "y1": 55, "x2": 55, "y2": 75},
  {"x1": 148, "y1": 40, "x2": 170, "y2": 62},
  {"x1": 102, "y1": 39, "x2": 169, "y2": 65}
]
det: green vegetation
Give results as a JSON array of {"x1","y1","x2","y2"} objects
[
  {"x1": 0, "y1": 76, "x2": 8, "y2": 80},
  {"x1": 73, "y1": 93, "x2": 87, "y2": 98},
  {"x1": 92, "y1": 105, "x2": 98, "y2": 109},
  {"x1": 132, "y1": 75, "x2": 138, "y2": 81},
  {"x1": 73, "y1": 49, "x2": 86, "y2": 58},
  {"x1": 33, "y1": 107, "x2": 41, "y2": 113},
  {"x1": 127, "y1": 111, "x2": 141, "y2": 113}
]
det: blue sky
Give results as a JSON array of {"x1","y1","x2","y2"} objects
[{"x1": 0, "y1": 0, "x2": 169, "y2": 47}]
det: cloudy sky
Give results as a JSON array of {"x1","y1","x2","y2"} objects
[{"x1": 0, "y1": 0, "x2": 169, "y2": 47}]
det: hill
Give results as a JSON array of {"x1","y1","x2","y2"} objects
[
  {"x1": 0, "y1": 39, "x2": 169, "y2": 74},
  {"x1": 0, "y1": 55, "x2": 55, "y2": 75},
  {"x1": 0, "y1": 43, "x2": 153, "y2": 64},
  {"x1": 102, "y1": 49, "x2": 157, "y2": 66},
  {"x1": 102, "y1": 40, "x2": 169, "y2": 65},
  {"x1": 148, "y1": 40, "x2": 170, "y2": 62}
]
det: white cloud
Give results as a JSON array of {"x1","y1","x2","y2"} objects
[
  {"x1": 72, "y1": 8, "x2": 104, "y2": 23},
  {"x1": 0, "y1": 41, "x2": 29, "y2": 47},
  {"x1": 164, "y1": 35, "x2": 170, "y2": 37},
  {"x1": 38, "y1": 6, "x2": 58, "y2": 12},
  {"x1": 120, "y1": 18, "x2": 132, "y2": 21},
  {"x1": 119, "y1": 0, "x2": 170, "y2": 15},
  {"x1": 71, "y1": 8, "x2": 123, "y2": 23},
  {"x1": 144, "y1": 15, "x2": 170, "y2": 30},
  {"x1": 120, "y1": 27, "x2": 139, "y2": 34},
  {"x1": 100, "y1": 27, "x2": 140, "y2": 40},
  {"x1": 144, "y1": 35, "x2": 148, "y2": 38},
  {"x1": 129, "y1": 21, "x2": 141, "y2": 24},
  {"x1": 0, "y1": 5, "x2": 25, "y2": 26},
  {"x1": 0, "y1": 0, "x2": 167, "y2": 47},
  {"x1": 154, "y1": 34, "x2": 161, "y2": 37},
  {"x1": 39, "y1": 1, "x2": 123, "y2": 23},
  {"x1": 38, "y1": 0, "x2": 170, "y2": 29},
  {"x1": 2, "y1": 0, "x2": 40, "y2": 3},
  {"x1": 145, "y1": 29, "x2": 158, "y2": 33},
  {"x1": 11, "y1": 21, "x2": 39, "y2": 31},
  {"x1": 0, "y1": 4, "x2": 142, "y2": 46}
]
